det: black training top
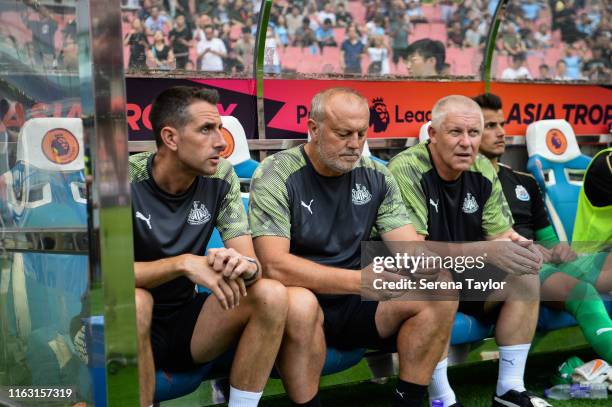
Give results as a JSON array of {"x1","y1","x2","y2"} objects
[
  {"x1": 130, "y1": 152, "x2": 249, "y2": 306},
  {"x1": 497, "y1": 163, "x2": 549, "y2": 240}
]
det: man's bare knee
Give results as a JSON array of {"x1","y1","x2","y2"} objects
[
  {"x1": 248, "y1": 279, "x2": 289, "y2": 323},
  {"x1": 507, "y1": 273, "x2": 540, "y2": 300},
  {"x1": 286, "y1": 287, "x2": 323, "y2": 338},
  {"x1": 135, "y1": 288, "x2": 154, "y2": 335}
]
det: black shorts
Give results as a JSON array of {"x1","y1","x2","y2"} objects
[
  {"x1": 318, "y1": 294, "x2": 397, "y2": 352},
  {"x1": 455, "y1": 264, "x2": 506, "y2": 324},
  {"x1": 151, "y1": 292, "x2": 210, "y2": 371}
]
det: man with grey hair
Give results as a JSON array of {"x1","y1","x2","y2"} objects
[
  {"x1": 249, "y1": 87, "x2": 457, "y2": 407},
  {"x1": 390, "y1": 95, "x2": 547, "y2": 407}
]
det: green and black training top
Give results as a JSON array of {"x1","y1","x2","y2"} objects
[
  {"x1": 389, "y1": 142, "x2": 513, "y2": 241},
  {"x1": 248, "y1": 145, "x2": 411, "y2": 270},
  {"x1": 130, "y1": 152, "x2": 250, "y2": 306}
]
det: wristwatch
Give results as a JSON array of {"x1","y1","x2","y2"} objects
[{"x1": 241, "y1": 256, "x2": 259, "y2": 283}]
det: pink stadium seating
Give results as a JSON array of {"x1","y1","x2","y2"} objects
[
  {"x1": 333, "y1": 28, "x2": 345, "y2": 44},
  {"x1": 421, "y1": 4, "x2": 441, "y2": 23},
  {"x1": 348, "y1": 1, "x2": 366, "y2": 24}
]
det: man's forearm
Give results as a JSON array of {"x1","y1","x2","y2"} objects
[
  {"x1": 134, "y1": 255, "x2": 187, "y2": 289},
  {"x1": 263, "y1": 253, "x2": 360, "y2": 295}
]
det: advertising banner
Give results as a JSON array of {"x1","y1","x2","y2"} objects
[{"x1": 264, "y1": 79, "x2": 611, "y2": 139}]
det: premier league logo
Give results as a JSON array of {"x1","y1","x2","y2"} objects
[
  {"x1": 369, "y1": 97, "x2": 390, "y2": 133},
  {"x1": 515, "y1": 185, "x2": 530, "y2": 201}
]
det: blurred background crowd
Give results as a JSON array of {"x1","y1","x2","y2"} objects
[{"x1": 1, "y1": 0, "x2": 610, "y2": 81}]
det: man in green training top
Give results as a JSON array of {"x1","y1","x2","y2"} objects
[
  {"x1": 389, "y1": 95, "x2": 546, "y2": 407},
  {"x1": 473, "y1": 92, "x2": 612, "y2": 364}
]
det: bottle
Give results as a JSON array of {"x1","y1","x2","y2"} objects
[
  {"x1": 431, "y1": 400, "x2": 444, "y2": 407},
  {"x1": 576, "y1": 383, "x2": 608, "y2": 399},
  {"x1": 544, "y1": 384, "x2": 571, "y2": 400},
  {"x1": 544, "y1": 383, "x2": 608, "y2": 400}
]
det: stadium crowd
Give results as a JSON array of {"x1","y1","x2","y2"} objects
[
  {"x1": 0, "y1": 0, "x2": 609, "y2": 80},
  {"x1": 115, "y1": 0, "x2": 610, "y2": 80}
]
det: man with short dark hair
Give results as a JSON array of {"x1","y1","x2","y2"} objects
[
  {"x1": 474, "y1": 92, "x2": 612, "y2": 363},
  {"x1": 131, "y1": 86, "x2": 316, "y2": 407},
  {"x1": 404, "y1": 39, "x2": 446, "y2": 76},
  {"x1": 390, "y1": 95, "x2": 547, "y2": 407},
  {"x1": 250, "y1": 87, "x2": 458, "y2": 407}
]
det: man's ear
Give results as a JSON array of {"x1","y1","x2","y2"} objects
[
  {"x1": 307, "y1": 118, "x2": 318, "y2": 142},
  {"x1": 159, "y1": 126, "x2": 179, "y2": 151},
  {"x1": 428, "y1": 125, "x2": 437, "y2": 144}
]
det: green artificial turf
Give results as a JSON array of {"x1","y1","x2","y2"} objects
[{"x1": 160, "y1": 326, "x2": 610, "y2": 406}]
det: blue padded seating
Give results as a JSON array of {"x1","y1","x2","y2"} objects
[{"x1": 525, "y1": 120, "x2": 591, "y2": 241}]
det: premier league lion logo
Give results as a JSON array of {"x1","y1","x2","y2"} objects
[
  {"x1": 369, "y1": 97, "x2": 390, "y2": 133},
  {"x1": 41, "y1": 128, "x2": 79, "y2": 165}
]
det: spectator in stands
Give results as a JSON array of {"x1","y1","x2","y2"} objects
[
  {"x1": 367, "y1": 35, "x2": 390, "y2": 75},
  {"x1": 365, "y1": 15, "x2": 386, "y2": 38},
  {"x1": 137, "y1": 0, "x2": 153, "y2": 22},
  {"x1": 316, "y1": 18, "x2": 338, "y2": 53},
  {"x1": 562, "y1": 44, "x2": 584, "y2": 79},
  {"x1": 234, "y1": 26, "x2": 255, "y2": 73},
  {"x1": 264, "y1": 26, "x2": 281, "y2": 74},
  {"x1": 275, "y1": 15, "x2": 290, "y2": 47},
  {"x1": 286, "y1": 6, "x2": 303, "y2": 39},
  {"x1": 404, "y1": 39, "x2": 446, "y2": 77},
  {"x1": 197, "y1": 25, "x2": 227, "y2": 72},
  {"x1": 340, "y1": 25, "x2": 365, "y2": 75},
  {"x1": 522, "y1": 29, "x2": 538, "y2": 52},
  {"x1": 539, "y1": 63, "x2": 552, "y2": 79},
  {"x1": 501, "y1": 53, "x2": 532, "y2": 80},
  {"x1": 174, "y1": 0, "x2": 193, "y2": 22},
  {"x1": 124, "y1": 18, "x2": 149, "y2": 69},
  {"x1": 405, "y1": 0, "x2": 427, "y2": 24},
  {"x1": 520, "y1": 0, "x2": 541, "y2": 21},
  {"x1": 439, "y1": 0, "x2": 455, "y2": 24},
  {"x1": 463, "y1": 19, "x2": 483, "y2": 48},
  {"x1": 294, "y1": 17, "x2": 317, "y2": 53},
  {"x1": 534, "y1": 23, "x2": 551, "y2": 48},
  {"x1": 168, "y1": 14, "x2": 192, "y2": 69},
  {"x1": 447, "y1": 21, "x2": 464, "y2": 48},
  {"x1": 317, "y1": 2, "x2": 336, "y2": 27},
  {"x1": 389, "y1": 13, "x2": 411, "y2": 70},
  {"x1": 576, "y1": 12, "x2": 599, "y2": 39},
  {"x1": 335, "y1": 2, "x2": 353, "y2": 27},
  {"x1": 22, "y1": 8, "x2": 58, "y2": 67},
  {"x1": 149, "y1": 30, "x2": 174, "y2": 70},
  {"x1": 582, "y1": 47, "x2": 612, "y2": 82},
  {"x1": 553, "y1": 0, "x2": 581, "y2": 44},
  {"x1": 501, "y1": 24, "x2": 527, "y2": 57},
  {"x1": 212, "y1": 0, "x2": 231, "y2": 25},
  {"x1": 554, "y1": 59, "x2": 572, "y2": 80},
  {"x1": 144, "y1": 6, "x2": 170, "y2": 36}
]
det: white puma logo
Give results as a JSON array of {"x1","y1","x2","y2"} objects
[
  {"x1": 596, "y1": 327, "x2": 612, "y2": 336},
  {"x1": 429, "y1": 198, "x2": 439, "y2": 213},
  {"x1": 395, "y1": 389, "x2": 404, "y2": 399},
  {"x1": 301, "y1": 199, "x2": 314, "y2": 215},
  {"x1": 136, "y1": 211, "x2": 152, "y2": 230}
]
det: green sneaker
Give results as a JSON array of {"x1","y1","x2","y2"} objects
[{"x1": 552, "y1": 356, "x2": 584, "y2": 385}]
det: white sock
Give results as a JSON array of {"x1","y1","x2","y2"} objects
[
  {"x1": 428, "y1": 358, "x2": 457, "y2": 406},
  {"x1": 496, "y1": 343, "x2": 531, "y2": 396},
  {"x1": 228, "y1": 386, "x2": 263, "y2": 407}
]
